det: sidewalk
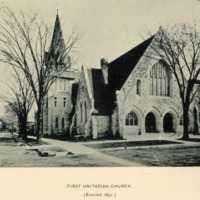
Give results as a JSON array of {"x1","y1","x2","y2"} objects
[{"x1": 25, "y1": 137, "x2": 143, "y2": 167}]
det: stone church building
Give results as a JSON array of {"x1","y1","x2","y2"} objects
[
  {"x1": 71, "y1": 28, "x2": 200, "y2": 139},
  {"x1": 41, "y1": 15, "x2": 199, "y2": 139}
]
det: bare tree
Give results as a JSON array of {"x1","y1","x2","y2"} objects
[
  {"x1": 147, "y1": 24, "x2": 200, "y2": 140},
  {"x1": 0, "y1": 68, "x2": 34, "y2": 140},
  {"x1": 0, "y1": 7, "x2": 79, "y2": 142}
]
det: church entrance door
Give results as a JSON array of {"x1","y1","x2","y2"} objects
[
  {"x1": 145, "y1": 112, "x2": 156, "y2": 133},
  {"x1": 163, "y1": 113, "x2": 174, "y2": 132}
]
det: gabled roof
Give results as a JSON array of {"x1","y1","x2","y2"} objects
[
  {"x1": 108, "y1": 35, "x2": 155, "y2": 91},
  {"x1": 87, "y1": 68, "x2": 109, "y2": 115}
]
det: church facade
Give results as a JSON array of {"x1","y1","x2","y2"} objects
[
  {"x1": 41, "y1": 15, "x2": 200, "y2": 139},
  {"x1": 71, "y1": 28, "x2": 200, "y2": 139}
]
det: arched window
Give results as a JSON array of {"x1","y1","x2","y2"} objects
[
  {"x1": 150, "y1": 61, "x2": 171, "y2": 96},
  {"x1": 55, "y1": 117, "x2": 59, "y2": 128},
  {"x1": 62, "y1": 117, "x2": 65, "y2": 129},
  {"x1": 84, "y1": 101, "x2": 87, "y2": 123},
  {"x1": 63, "y1": 97, "x2": 66, "y2": 107},
  {"x1": 54, "y1": 97, "x2": 57, "y2": 107},
  {"x1": 125, "y1": 111, "x2": 138, "y2": 126},
  {"x1": 80, "y1": 102, "x2": 83, "y2": 123},
  {"x1": 136, "y1": 80, "x2": 142, "y2": 95}
]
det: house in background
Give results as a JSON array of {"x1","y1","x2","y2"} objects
[{"x1": 71, "y1": 28, "x2": 200, "y2": 139}]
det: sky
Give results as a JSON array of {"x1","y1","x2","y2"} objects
[{"x1": 0, "y1": 0, "x2": 200, "y2": 118}]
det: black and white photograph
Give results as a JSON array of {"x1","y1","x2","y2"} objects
[{"x1": 0, "y1": 0, "x2": 200, "y2": 199}]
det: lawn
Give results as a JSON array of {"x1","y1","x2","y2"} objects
[
  {"x1": 2, "y1": 132, "x2": 200, "y2": 167},
  {"x1": 105, "y1": 146, "x2": 200, "y2": 166},
  {"x1": 0, "y1": 147, "x2": 122, "y2": 167},
  {"x1": 0, "y1": 132, "x2": 123, "y2": 167}
]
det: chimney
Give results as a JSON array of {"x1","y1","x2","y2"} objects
[{"x1": 101, "y1": 58, "x2": 108, "y2": 85}]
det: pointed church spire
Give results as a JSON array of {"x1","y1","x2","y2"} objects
[
  {"x1": 50, "y1": 13, "x2": 65, "y2": 52},
  {"x1": 48, "y1": 13, "x2": 70, "y2": 68}
]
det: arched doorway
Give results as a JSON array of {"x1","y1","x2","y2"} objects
[
  {"x1": 163, "y1": 113, "x2": 174, "y2": 132},
  {"x1": 145, "y1": 112, "x2": 156, "y2": 133}
]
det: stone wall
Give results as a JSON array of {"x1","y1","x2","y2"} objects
[
  {"x1": 75, "y1": 68, "x2": 93, "y2": 137},
  {"x1": 42, "y1": 72, "x2": 78, "y2": 136},
  {"x1": 93, "y1": 115, "x2": 110, "y2": 139},
  {"x1": 111, "y1": 107, "x2": 120, "y2": 138}
]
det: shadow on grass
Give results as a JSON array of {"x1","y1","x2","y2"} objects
[
  {"x1": 0, "y1": 137, "x2": 18, "y2": 143},
  {"x1": 84, "y1": 140, "x2": 182, "y2": 149},
  {"x1": 25, "y1": 137, "x2": 49, "y2": 146},
  {"x1": 179, "y1": 138, "x2": 200, "y2": 142},
  {"x1": 43, "y1": 134, "x2": 70, "y2": 141}
]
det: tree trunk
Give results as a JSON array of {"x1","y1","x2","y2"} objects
[
  {"x1": 18, "y1": 115, "x2": 28, "y2": 141},
  {"x1": 36, "y1": 102, "x2": 43, "y2": 143},
  {"x1": 36, "y1": 111, "x2": 41, "y2": 143},
  {"x1": 182, "y1": 104, "x2": 190, "y2": 140},
  {"x1": 21, "y1": 117, "x2": 28, "y2": 141},
  {"x1": 18, "y1": 119, "x2": 23, "y2": 138}
]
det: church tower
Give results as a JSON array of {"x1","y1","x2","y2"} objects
[{"x1": 42, "y1": 14, "x2": 78, "y2": 138}]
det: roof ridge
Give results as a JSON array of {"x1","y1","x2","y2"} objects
[{"x1": 109, "y1": 35, "x2": 155, "y2": 65}]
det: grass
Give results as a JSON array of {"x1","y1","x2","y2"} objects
[
  {"x1": 0, "y1": 132, "x2": 123, "y2": 167},
  {"x1": 2, "y1": 132, "x2": 200, "y2": 167},
  {"x1": 0, "y1": 137, "x2": 19, "y2": 146},
  {"x1": 0, "y1": 146, "x2": 123, "y2": 167},
  {"x1": 84, "y1": 140, "x2": 181, "y2": 149},
  {"x1": 105, "y1": 146, "x2": 200, "y2": 166}
]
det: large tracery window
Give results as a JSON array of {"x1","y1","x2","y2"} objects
[
  {"x1": 125, "y1": 111, "x2": 138, "y2": 126},
  {"x1": 150, "y1": 61, "x2": 171, "y2": 97}
]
